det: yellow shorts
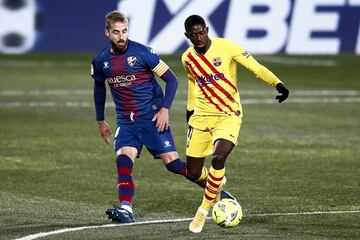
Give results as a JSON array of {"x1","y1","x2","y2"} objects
[{"x1": 186, "y1": 114, "x2": 243, "y2": 158}]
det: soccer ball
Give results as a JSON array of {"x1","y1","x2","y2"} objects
[{"x1": 212, "y1": 199, "x2": 243, "y2": 228}]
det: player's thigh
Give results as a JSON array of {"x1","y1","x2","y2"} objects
[
  {"x1": 139, "y1": 121, "x2": 177, "y2": 158},
  {"x1": 114, "y1": 124, "x2": 143, "y2": 158},
  {"x1": 186, "y1": 125, "x2": 213, "y2": 158},
  {"x1": 212, "y1": 115, "x2": 242, "y2": 145}
]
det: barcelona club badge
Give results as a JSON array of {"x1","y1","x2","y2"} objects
[
  {"x1": 213, "y1": 57, "x2": 222, "y2": 66},
  {"x1": 127, "y1": 56, "x2": 137, "y2": 67}
]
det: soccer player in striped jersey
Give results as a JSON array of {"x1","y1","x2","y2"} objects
[
  {"x1": 91, "y1": 11, "x2": 229, "y2": 224},
  {"x1": 91, "y1": 11, "x2": 187, "y2": 223},
  {"x1": 182, "y1": 15, "x2": 289, "y2": 233}
]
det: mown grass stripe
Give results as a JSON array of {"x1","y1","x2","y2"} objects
[{"x1": 1, "y1": 97, "x2": 360, "y2": 108}]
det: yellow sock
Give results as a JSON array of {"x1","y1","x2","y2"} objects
[
  {"x1": 200, "y1": 167, "x2": 225, "y2": 211},
  {"x1": 195, "y1": 167, "x2": 208, "y2": 183}
]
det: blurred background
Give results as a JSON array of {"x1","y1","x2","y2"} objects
[
  {"x1": 1, "y1": 0, "x2": 359, "y2": 55},
  {"x1": 1, "y1": 1, "x2": 360, "y2": 239}
]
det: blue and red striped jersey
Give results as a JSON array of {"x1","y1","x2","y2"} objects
[{"x1": 91, "y1": 40, "x2": 167, "y2": 122}]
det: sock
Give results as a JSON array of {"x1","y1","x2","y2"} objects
[
  {"x1": 194, "y1": 167, "x2": 208, "y2": 188},
  {"x1": 200, "y1": 166, "x2": 225, "y2": 211},
  {"x1": 116, "y1": 154, "x2": 135, "y2": 210},
  {"x1": 165, "y1": 158, "x2": 187, "y2": 176},
  {"x1": 166, "y1": 160, "x2": 209, "y2": 188}
]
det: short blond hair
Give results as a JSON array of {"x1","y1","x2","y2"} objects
[{"x1": 105, "y1": 11, "x2": 128, "y2": 30}]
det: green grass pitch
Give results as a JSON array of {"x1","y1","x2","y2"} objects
[{"x1": 0, "y1": 54, "x2": 359, "y2": 239}]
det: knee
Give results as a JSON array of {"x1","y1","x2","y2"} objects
[{"x1": 211, "y1": 152, "x2": 226, "y2": 169}]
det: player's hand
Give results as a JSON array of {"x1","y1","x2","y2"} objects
[
  {"x1": 275, "y1": 83, "x2": 289, "y2": 103},
  {"x1": 186, "y1": 110, "x2": 194, "y2": 124},
  {"x1": 97, "y1": 120, "x2": 112, "y2": 144},
  {"x1": 152, "y1": 107, "x2": 169, "y2": 132}
]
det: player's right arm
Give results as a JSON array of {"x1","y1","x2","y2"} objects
[
  {"x1": 91, "y1": 59, "x2": 112, "y2": 144},
  {"x1": 182, "y1": 54, "x2": 195, "y2": 123}
]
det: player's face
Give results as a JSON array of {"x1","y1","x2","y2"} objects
[
  {"x1": 185, "y1": 24, "x2": 210, "y2": 50},
  {"x1": 106, "y1": 21, "x2": 129, "y2": 52}
]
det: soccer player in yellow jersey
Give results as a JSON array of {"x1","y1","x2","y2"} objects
[{"x1": 182, "y1": 15, "x2": 289, "y2": 233}]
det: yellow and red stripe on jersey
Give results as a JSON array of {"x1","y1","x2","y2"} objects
[
  {"x1": 182, "y1": 38, "x2": 283, "y2": 116},
  {"x1": 184, "y1": 51, "x2": 240, "y2": 116}
]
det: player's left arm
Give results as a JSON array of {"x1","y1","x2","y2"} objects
[
  {"x1": 232, "y1": 43, "x2": 289, "y2": 103},
  {"x1": 144, "y1": 47, "x2": 179, "y2": 131},
  {"x1": 152, "y1": 59, "x2": 179, "y2": 110},
  {"x1": 152, "y1": 60, "x2": 179, "y2": 131}
]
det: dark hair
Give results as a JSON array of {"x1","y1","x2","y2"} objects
[{"x1": 184, "y1": 15, "x2": 206, "y2": 32}]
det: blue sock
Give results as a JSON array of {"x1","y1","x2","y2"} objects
[{"x1": 165, "y1": 158, "x2": 187, "y2": 176}]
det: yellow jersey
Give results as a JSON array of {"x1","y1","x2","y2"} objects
[{"x1": 181, "y1": 38, "x2": 282, "y2": 116}]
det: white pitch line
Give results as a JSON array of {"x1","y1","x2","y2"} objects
[
  {"x1": 15, "y1": 210, "x2": 360, "y2": 240},
  {"x1": 241, "y1": 97, "x2": 360, "y2": 104},
  {"x1": 258, "y1": 56, "x2": 337, "y2": 66},
  {"x1": 1, "y1": 89, "x2": 358, "y2": 97},
  {"x1": 0, "y1": 89, "x2": 91, "y2": 96},
  {"x1": 168, "y1": 56, "x2": 337, "y2": 67},
  {"x1": 235, "y1": 90, "x2": 360, "y2": 96},
  {"x1": 0, "y1": 56, "x2": 337, "y2": 68},
  {"x1": 1, "y1": 97, "x2": 360, "y2": 108},
  {"x1": 0, "y1": 60, "x2": 87, "y2": 68},
  {"x1": 250, "y1": 210, "x2": 360, "y2": 217}
]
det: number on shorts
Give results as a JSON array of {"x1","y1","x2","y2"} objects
[{"x1": 186, "y1": 126, "x2": 194, "y2": 148}]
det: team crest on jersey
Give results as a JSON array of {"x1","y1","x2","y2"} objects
[
  {"x1": 127, "y1": 56, "x2": 137, "y2": 67},
  {"x1": 213, "y1": 57, "x2": 222, "y2": 66}
]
